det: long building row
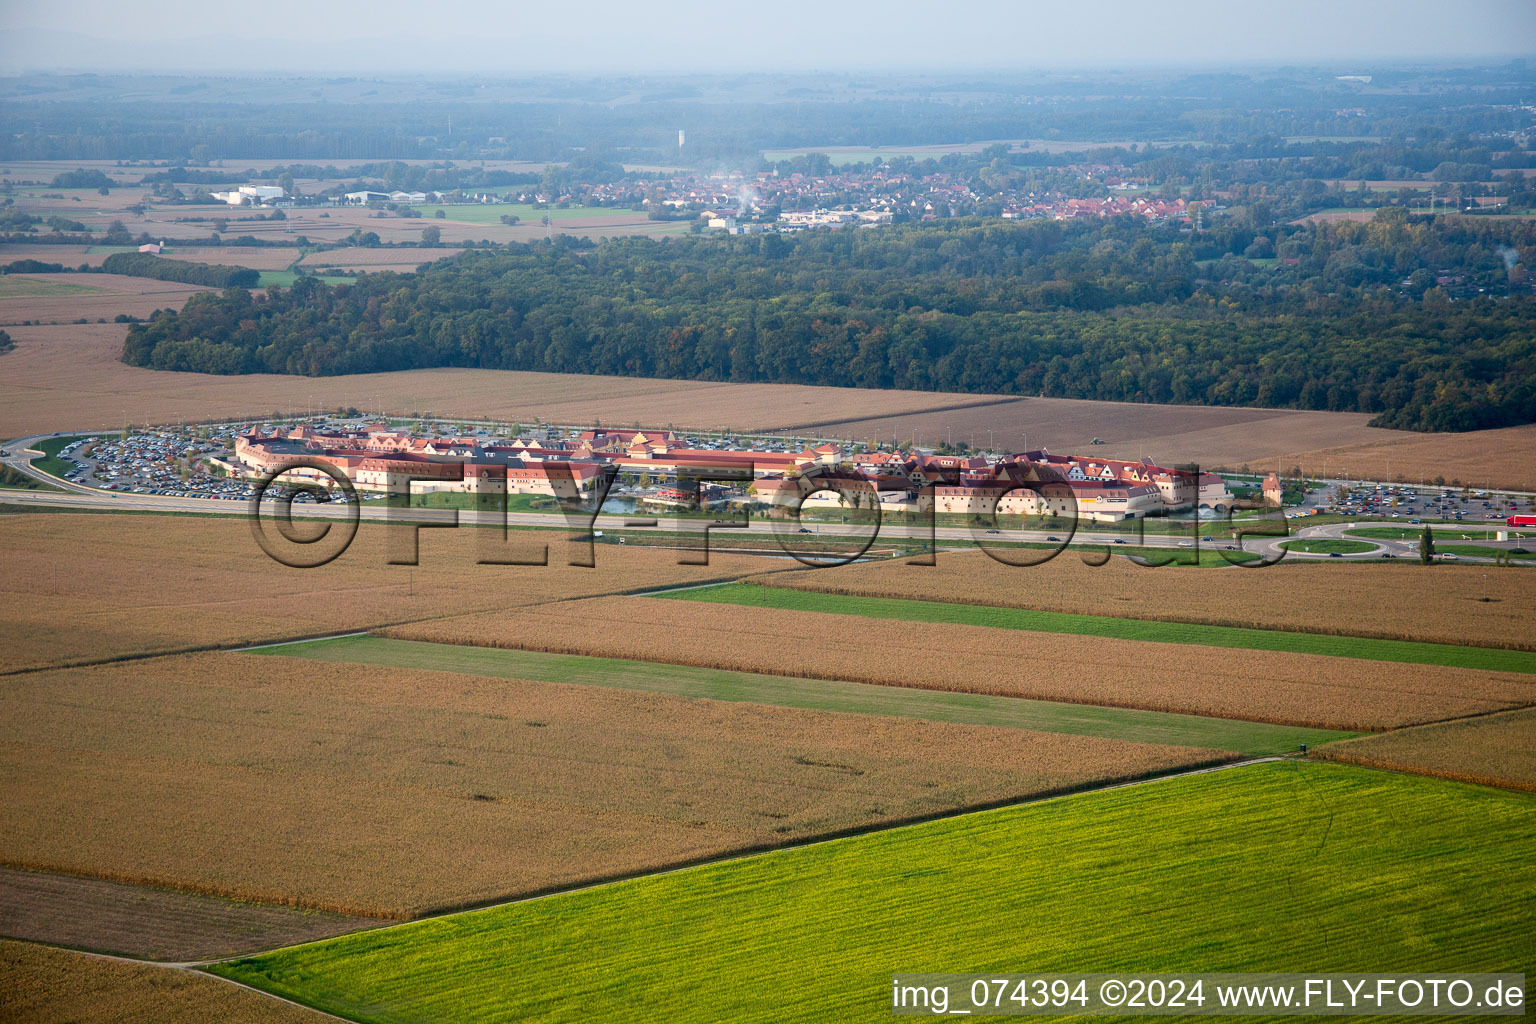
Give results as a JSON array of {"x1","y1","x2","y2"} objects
[{"x1": 228, "y1": 424, "x2": 1234, "y2": 521}]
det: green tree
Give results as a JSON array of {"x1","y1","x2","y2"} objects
[
  {"x1": 421, "y1": 225, "x2": 442, "y2": 247},
  {"x1": 1419, "y1": 525, "x2": 1435, "y2": 564}
]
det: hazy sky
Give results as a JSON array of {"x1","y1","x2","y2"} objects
[{"x1": 3, "y1": 0, "x2": 1534, "y2": 74}]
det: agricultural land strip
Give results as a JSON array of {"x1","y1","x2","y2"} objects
[
  {"x1": 657, "y1": 583, "x2": 1536, "y2": 674},
  {"x1": 381, "y1": 596, "x2": 1536, "y2": 730},
  {"x1": 1316, "y1": 708, "x2": 1536, "y2": 792},
  {"x1": 752, "y1": 548, "x2": 1536, "y2": 651},
  {"x1": 0, "y1": 867, "x2": 381, "y2": 962},
  {"x1": 0, "y1": 512, "x2": 786, "y2": 674},
  {"x1": 209, "y1": 762, "x2": 1536, "y2": 1024},
  {"x1": 260, "y1": 635, "x2": 1347, "y2": 755},
  {"x1": 0, "y1": 651, "x2": 1221, "y2": 919}
]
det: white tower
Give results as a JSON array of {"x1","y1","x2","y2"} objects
[{"x1": 678, "y1": 129, "x2": 686, "y2": 152}]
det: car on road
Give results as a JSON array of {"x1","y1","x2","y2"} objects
[
  {"x1": 985, "y1": 529, "x2": 1001, "y2": 534},
  {"x1": 1047, "y1": 536, "x2": 1062, "y2": 542},
  {"x1": 1177, "y1": 540, "x2": 1194, "y2": 547},
  {"x1": 1328, "y1": 551, "x2": 1343, "y2": 557},
  {"x1": 797, "y1": 527, "x2": 812, "y2": 534},
  {"x1": 1112, "y1": 538, "x2": 1126, "y2": 544}
]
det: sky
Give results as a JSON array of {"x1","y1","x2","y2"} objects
[{"x1": 2, "y1": 0, "x2": 1534, "y2": 75}]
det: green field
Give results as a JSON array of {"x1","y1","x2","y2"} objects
[
  {"x1": 1279, "y1": 538, "x2": 1376, "y2": 554},
  {"x1": 657, "y1": 583, "x2": 1536, "y2": 673},
  {"x1": 256, "y1": 635, "x2": 1347, "y2": 755},
  {"x1": 1347, "y1": 526, "x2": 1502, "y2": 540},
  {"x1": 411, "y1": 203, "x2": 640, "y2": 224},
  {"x1": 210, "y1": 762, "x2": 1536, "y2": 1023},
  {"x1": 256, "y1": 270, "x2": 356, "y2": 288},
  {"x1": 0, "y1": 276, "x2": 106, "y2": 297},
  {"x1": 1439, "y1": 544, "x2": 1535, "y2": 560}
]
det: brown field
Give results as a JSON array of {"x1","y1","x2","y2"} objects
[
  {"x1": 383, "y1": 595, "x2": 1536, "y2": 730},
  {"x1": 0, "y1": 512, "x2": 786, "y2": 674},
  {"x1": 0, "y1": 274, "x2": 212, "y2": 325},
  {"x1": 153, "y1": 246, "x2": 304, "y2": 271},
  {"x1": 0, "y1": 939, "x2": 329, "y2": 1023},
  {"x1": 0, "y1": 241, "x2": 297, "y2": 273},
  {"x1": 0, "y1": 243, "x2": 104, "y2": 268},
  {"x1": 1317, "y1": 708, "x2": 1536, "y2": 792},
  {"x1": 0, "y1": 867, "x2": 377, "y2": 961},
  {"x1": 757, "y1": 549, "x2": 1536, "y2": 651},
  {"x1": 813, "y1": 394, "x2": 1536, "y2": 490},
  {"x1": 0, "y1": 652, "x2": 1218, "y2": 917},
  {"x1": 0, "y1": 321, "x2": 1009, "y2": 438},
  {"x1": 298, "y1": 245, "x2": 463, "y2": 273}
]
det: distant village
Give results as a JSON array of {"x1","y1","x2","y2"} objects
[{"x1": 207, "y1": 159, "x2": 1205, "y2": 233}]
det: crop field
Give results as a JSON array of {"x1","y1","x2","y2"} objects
[
  {"x1": 255, "y1": 270, "x2": 356, "y2": 288},
  {"x1": 0, "y1": 273, "x2": 212, "y2": 325},
  {"x1": 210, "y1": 762, "x2": 1536, "y2": 1023},
  {"x1": 1318, "y1": 708, "x2": 1536, "y2": 792},
  {"x1": 0, "y1": 320, "x2": 1010, "y2": 438},
  {"x1": 266, "y1": 634, "x2": 1347, "y2": 754},
  {"x1": 0, "y1": 651, "x2": 1220, "y2": 918},
  {"x1": 0, "y1": 276, "x2": 107, "y2": 297},
  {"x1": 813, "y1": 395, "x2": 1536, "y2": 492},
  {"x1": 658, "y1": 583, "x2": 1536, "y2": 674},
  {"x1": 0, "y1": 512, "x2": 784, "y2": 673},
  {"x1": 0, "y1": 939, "x2": 330, "y2": 1023},
  {"x1": 754, "y1": 548, "x2": 1536, "y2": 650},
  {"x1": 0, "y1": 867, "x2": 379, "y2": 961},
  {"x1": 381, "y1": 595, "x2": 1536, "y2": 729},
  {"x1": 298, "y1": 246, "x2": 463, "y2": 273}
]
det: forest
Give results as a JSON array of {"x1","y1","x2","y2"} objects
[{"x1": 120, "y1": 212, "x2": 1535, "y2": 432}]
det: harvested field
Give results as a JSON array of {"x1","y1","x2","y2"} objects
[
  {"x1": 1317, "y1": 708, "x2": 1536, "y2": 792},
  {"x1": 0, "y1": 512, "x2": 784, "y2": 673},
  {"x1": 0, "y1": 321, "x2": 1010, "y2": 438},
  {"x1": 269, "y1": 634, "x2": 1349, "y2": 755},
  {"x1": 0, "y1": 939, "x2": 330, "y2": 1023},
  {"x1": 0, "y1": 277, "x2": 106, "y2": 298},
  {"x1": 0, "y1": 867, "x2": 378, "y2": 961},
  {"x1": 298, "y1": 246, "x2": 462, "y2": 273},
  {"x1": 0, "y1": 274, "x2": 211, "y2": 325},
  {"x1": 383, "y1": 595, "x2": 1536, "y2": 729},
  {"x1": 154, "y1": 246, "x2": 304, "y2": 271},
  {"x1": 814, "y1": 395, "x2": 1536, "y2": 491},
  {"x1": 0, "y1": 243, "x2": 102, "y2": 267},
  {"x1": 755, "y1": 548, "x2": 1536, "y2": 651},
  {"x1": 0, "y1": 652, "x2": 1219, "y2": 917}
]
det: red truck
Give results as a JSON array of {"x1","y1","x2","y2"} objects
[{"x1": 1507, "y1": 515, "x2": 1536, "y2": 527}]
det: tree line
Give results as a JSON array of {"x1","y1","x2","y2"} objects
[
  {"x1": 102, "y1": 252, "x2": 258, "y2": 288},
  {"x1": 121, "y1": 214, "x2": 1536, "y2": 432}
]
